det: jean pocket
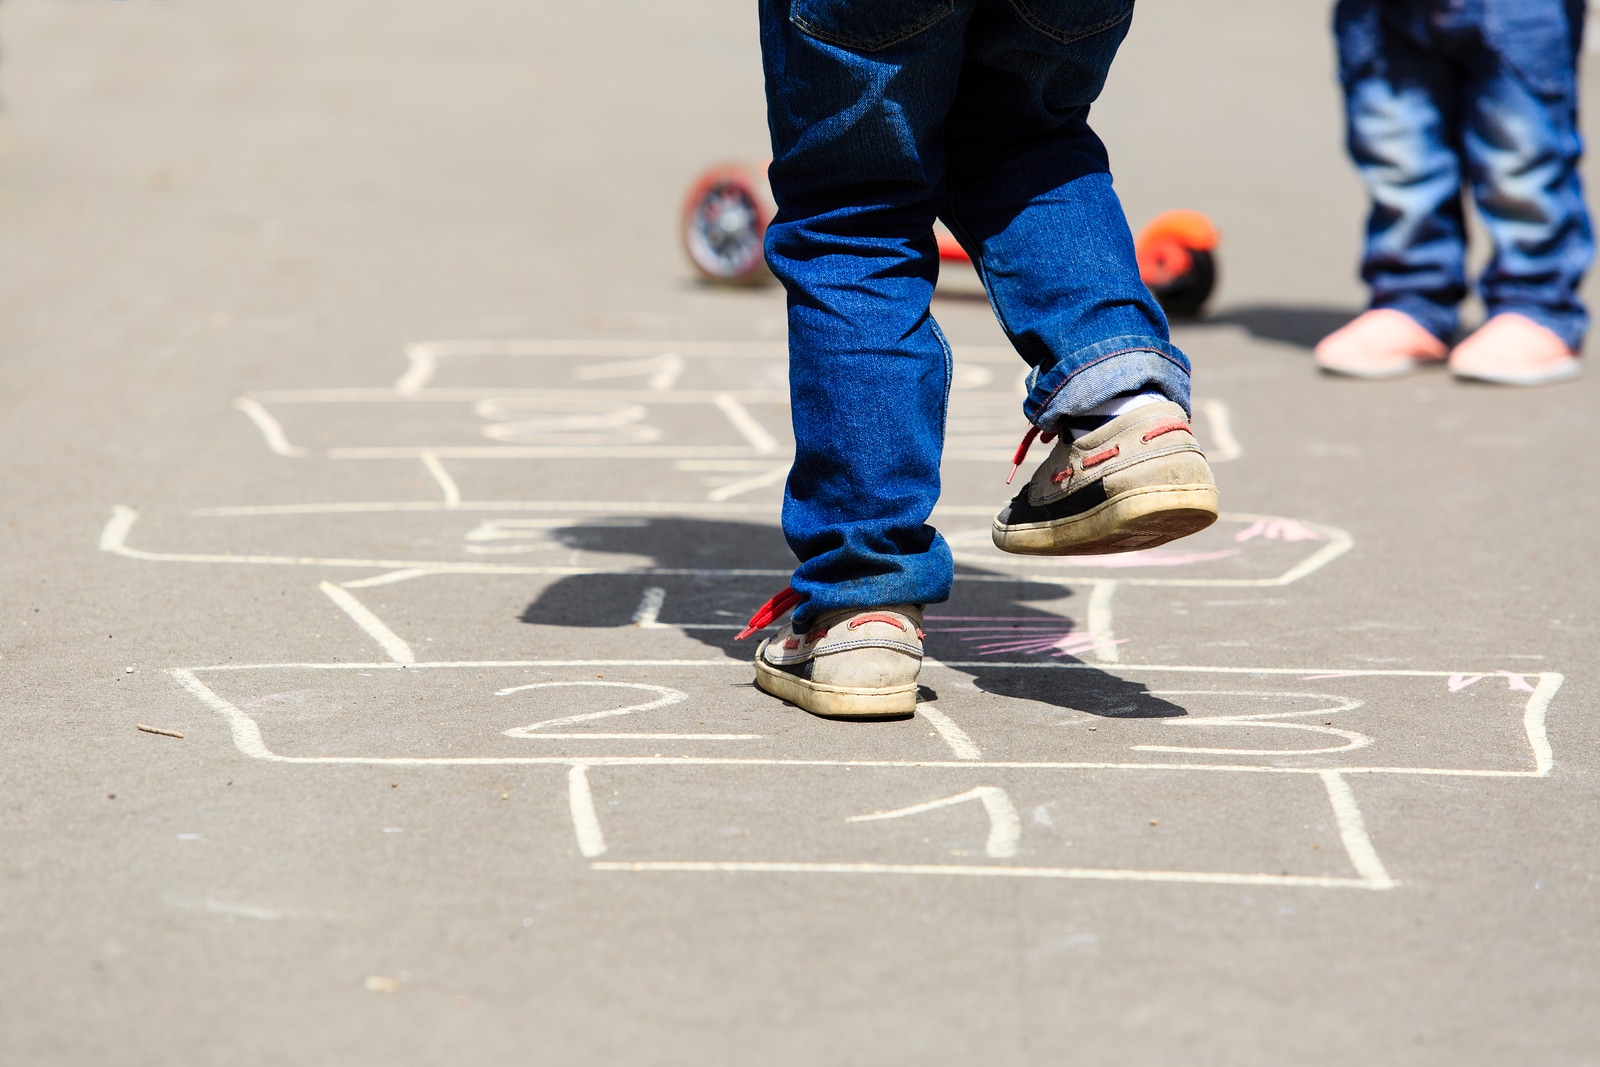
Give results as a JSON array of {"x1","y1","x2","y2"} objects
[
  {"x1": 1004, "y1": 0, "x2": 1134, "y2": 46},
  {"x1": 789, "y1": 0, "x2": 955, "y2": 52}
]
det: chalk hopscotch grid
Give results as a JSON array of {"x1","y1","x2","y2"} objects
[{"x1": 122, "y1": 340, "x2": 1561, "y2": 892}]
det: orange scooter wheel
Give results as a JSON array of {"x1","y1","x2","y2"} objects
[
  {"x1": 1135, "y1": 209, "x2": 1220, "y2": 318},
  {"x1": 681, "y1": 163, "x2": 774, "y2": 284}
]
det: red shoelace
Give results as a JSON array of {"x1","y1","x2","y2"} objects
[
  {"x1": 735, "y1": 585, "x2": 804, "y2": 641},
  {"x1": 1007, "y1": 425, "x2": 1057, "y2": 484}
]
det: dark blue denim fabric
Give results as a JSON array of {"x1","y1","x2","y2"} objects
[
  {"x1": 1335, "y1": 0, "x2": 1593, "y2": 348},
  {"x1": 761, "y1": 0, "x2": 1188, "y2": 627}
]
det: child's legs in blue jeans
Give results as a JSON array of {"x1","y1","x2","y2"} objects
[
  {"x1": 1336, "y1": 0, "x2": 1470, "y2": 341},
  {"x1": 943, "y1": 86, "x2": 1187, "y2": 426},
  {"x1": 1335, "y1": 0, "x2": 1592, "y2": 347},
  {"x1": 1461, "y1": 4, "x2": 1592, "y2": 348},
  {"x1": 760, "y1": 0, "x2": 1184, "y2": 627}
]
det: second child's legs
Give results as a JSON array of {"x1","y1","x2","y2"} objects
[
  {"x1": 1449, "y1": 0, "x2": 1592, "y2": 384},
  {"x1": 1321, "y1": 0, "x2": 1592, "y2": 382},
  {"x1": 1324, "y1": 0, "x2": 1467, "y2": 376}
]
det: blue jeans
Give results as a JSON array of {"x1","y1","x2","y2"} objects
[
  {"x1": 1335, "y1": 0, "x2": 1593, "y2": 348},
  {"x1": 760, "y1": 0, "x2": 1189, "y2": 627}
]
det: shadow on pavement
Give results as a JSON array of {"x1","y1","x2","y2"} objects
[
  {"x1": 519, "y1": 517, "x2": 1184, "y2": 720},
  {"x1": 1203, "y1": 304, "x2": 1359, "y2": 349}
]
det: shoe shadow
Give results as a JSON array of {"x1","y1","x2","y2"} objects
[
  {"x1": 1203, "y1": 304, "x2": 1359, "y2": 350},
  {"x1": 518, "y1": 517, "x2": 1184, "y2": 721}
]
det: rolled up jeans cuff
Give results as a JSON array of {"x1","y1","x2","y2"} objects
[
  {"x1": 1371, "y1": 295, "x2": 1458, "y2": 345},
  {"x1": 1025, "y1": 337, "x2": 1192, "y2": 430}
]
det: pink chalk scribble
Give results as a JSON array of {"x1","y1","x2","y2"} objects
[
  {"x1": 1234, "y1": 518, "x2": 1323, "y2": 543},
  {"x1": 1304, "y1": 671, "x2": 1538, "y2": 693},
  {"x1": 1447, "y1": 673, "x2": 1489, "y2": 692},
  {"x1": 922, "y1": 617, "x2": 1124, "y2": 657},
  {"x1": 1495, "y1": 669, "x2": 1537, "y2": 693},
  {"x1": 1446, "y1": 671, "x2": 1536, "y2": 693}
]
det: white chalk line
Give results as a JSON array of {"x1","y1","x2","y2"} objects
[
  {"x1": 419, "y1": 451, "x2": 461, "y2": 507},
  {"x1": 395, "y1": 339, "x2": 789, "y2": 395},
  {"x1": 1087, "y1": 580, "x2": 1119, "y2": 664},
  {"x1": 264, "y1": 387, "x2": 792, "y2": 406},
  {"x1": 166, "y1": 664, "x2": 1556, "y2": 779},
  {"x1": 587, "y1": 861, "x2": 1386, "y2": 890},
  {"x1": 165, "y1": 662, "x2": 1561, "y2": 780},
  {"x1": 111, "y1": 507, "x2": 1349, "y2": 589},
  {"x1": 1198, "y1": 399, "x2": 1242, "y2": 463},
  {"x1": 706, "y1": 464, "x2": 789, "y2": 502},
  {"x1": 191, "y1": 499, "x2": 787, "y2": 517},
  {"x1": 916, "y1": 704, "x2": 982, "y2": 760},
  {"x1": 848, "y1": 786, "x2": 1020, "y2": 858},
  {"x1": 177, "y1": 657, "x2": 1557, "y2": 682},
  {"x1": 318, "y1": 582, "x2": 415, "y2": 664},
  {"x1": 1524, "y1": 671, "x2": 1561, "y2": 775},
  {"x1": 1130, "y1": 692, "x2": 1370, "y2": 757},
  {"x1": 171, "y1": 669, "x2": 276, "y2": 761},
  {"x1": 711, "y1": 393, "x2": 780, "y2": 455},
  {"x1": 631, "y1": 587, "x2": 668, "y2": 628},
  {"x1": 328, "y1": 445, "x2": 772, "y2": 460},
  {"x1": 387, "y1": 338, "x2": 1019, "y2": 394},
  {"x1": 232, "y1": 397, "x2": 309, "y2": 458},
  {"x1": 1319, "y1": 771, "x2": 1395, "y2": 888},
  {"x1": 567, "y1": 766, "x2": 608, "y2": 858},
  {"x1": 499, "y1": 681, "x2": 687, "y2": 734},
  {"x1": 571, "y1": 353, "x2": 684, "y2": 391},
  {"x1": 99, "y1": 509, "x2": 793, "y2": 577},
  {"x1": 530, "y1": 734, "x2": 761, "y2": 740}
]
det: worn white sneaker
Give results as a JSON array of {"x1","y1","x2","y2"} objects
[
  {"x1": 740, "y1": 592, "x2": 923, "y2": 720},
  {"x1": 992, "y1": 400, "x2": 1218, "y2": 555}
]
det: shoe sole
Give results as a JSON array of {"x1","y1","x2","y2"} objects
[
  {"x1": 1451, "y1": 362, "x2": 1582, "y2": 387},
  {"x1": 1316, "y1": 356, "x2": 1444, "y2": 380},
  {"x1": 992, "y1": 483, "x2": 1219, "y2": 556},
  {"x1": 754, "y1": 655, "x2": 919, "y2": 720}
]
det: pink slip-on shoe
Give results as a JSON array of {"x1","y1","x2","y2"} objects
[
  {"x1": 1313, "y1": 309, "x2": 1449, "y2": 379},
  {"x1": 1449, "y1": 313, "x2": 1581, "y2": 386}
]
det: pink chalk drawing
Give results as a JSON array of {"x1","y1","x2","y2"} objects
[
  {"x1": 1235, "y1": 518, "x2": 1323, "y2": 543},
  {"x1": 1446, "y1": 671, "x2": 1536, "y2": 693},
  {"x1": 1447, "y1": 673, "x2": 1489, "y2": 692},
  {"x1": 1496, "y1": 669, "x2": 1536, "y2": 692},
  {"x1": 922, "y1": 617, "x2": 1124, "y2": 658},
  {"x1": 1306, "y1": 670, "x2": 1539, "y2": 694}
]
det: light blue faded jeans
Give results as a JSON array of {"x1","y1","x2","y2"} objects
[
  {"x1": 1335, "y1": 0, "x2": 1593, "y2": 348},
  {"x1": 760, "y1": 0, "x2": 1190, "y2": 627}
]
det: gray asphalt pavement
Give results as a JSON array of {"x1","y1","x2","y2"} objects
[{"x1": 2, "y1": 1, "x2": 1598, "y2": 1063}]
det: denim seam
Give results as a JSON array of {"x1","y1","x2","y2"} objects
[
  {"x1": 1031, "y1": 344, "x2": 1187, "y2": 424},
  {"x1": 790, "y1": 1, "x2": 955, "y2": 53},
  {"x1": 1002, "y1": 0, "x2": 1134, "y2": 47}
]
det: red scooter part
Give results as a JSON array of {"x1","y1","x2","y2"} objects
[
  {"x1": 680, "y1": 162, "x2": 774, "y2": 283},
  {"x1": 1134, "y1": 209, "x2": 1220, "y2": 318},
  {"x1": 680, "y1": 163, "x2": 1219, "y2": 317}
]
